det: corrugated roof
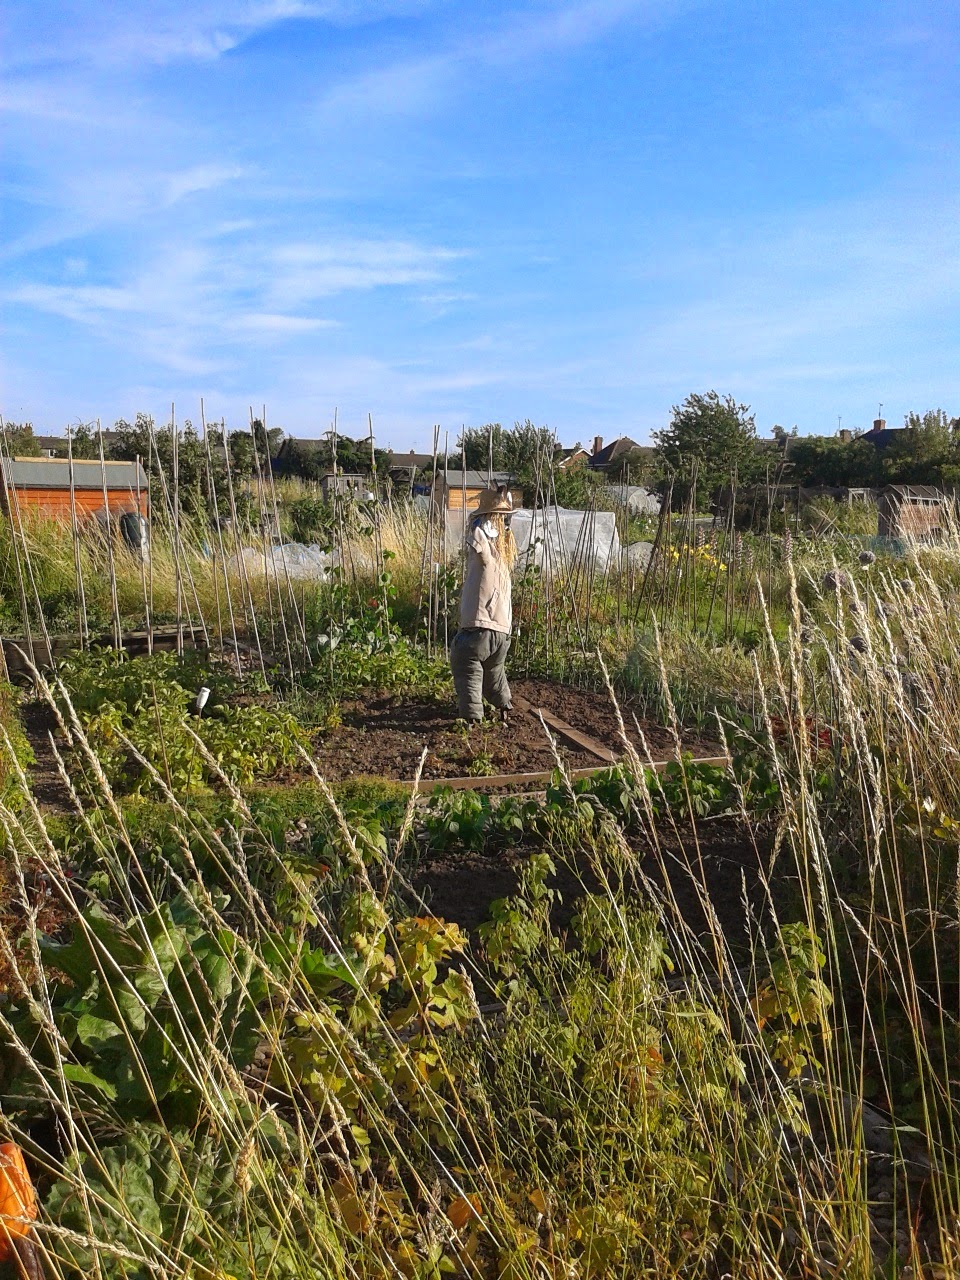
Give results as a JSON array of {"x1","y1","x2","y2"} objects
[
  {"x1": 883, "y1": 484, "x2": 946, "y2": 500},
  {"x1": 437, "y1": 470, "x2": 517, "y2": 489},
  {"x1": 0, "y1": 457, "x2": 148, "y2": 490}
]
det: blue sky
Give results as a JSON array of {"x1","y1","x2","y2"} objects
[{"x1": 2, "y1": 0, "x2": 958, "y2": 448}]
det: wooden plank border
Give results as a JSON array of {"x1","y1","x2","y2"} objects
[
  {"x1": 397, "y1": 754, "x2": 731, "y2": 795},
  {"x1": 512, "y1": 695, "x2": 619, "y2": 764}
]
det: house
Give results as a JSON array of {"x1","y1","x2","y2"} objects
[
  {"x1": 385, "y1": 448, "x2": 438, "y2": 486},
  {"x1": 17, "y1": 431, "x2": 122, "y2": 460},
  {"x1": 555, "y1": 446, "x2": 590, "y2": 470},
  {"x1": 428, "y1": 470, "x2": 523, "y2": 514},
  {"x1": 588, "y1": 435, "x2": 647, "y2": 473},
  {"x1": 33, "y1": 435, "x2": 67, "y2": 458},
  {"x1": 0, "y1": 457, "x2": 149, "y2": 523},
  {"x1": 877, "y1": 485, "x2": 948, "y2": 540},
  {"x1": 862, "y1": 418, "x2": 907, "y2": 450}
]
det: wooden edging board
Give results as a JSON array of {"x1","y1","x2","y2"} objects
[
  {"x1": 397, "y1": 755, "x2": 731, "y2": 795},
  {"x1": 511, "y1": 694, "x2": 619, "y2": 765},
  {"x1": 2, "y1": 626, "x2": 206, "y2": 675}
]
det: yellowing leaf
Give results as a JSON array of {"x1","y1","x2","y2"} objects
[
  {"x1": 528, "y1": 1188, "x2": 548, "y2": 1215},
  {"x1": 447, "y1": 1193, "x2": 482, "y2": 1229}
]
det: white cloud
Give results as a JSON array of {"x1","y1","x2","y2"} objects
[
  {"x1": 2, "y1": 0, "x2": 444, "y2": 71},
  {"x1": 268, "y1": 239, "x2": 463, "y2": 306},
  {"x1": 313, "y1": 0, "x2": 697, "y2": 125},
  {"x1": 5, "y1": 233, "x2": 460, "y2": 378},
  {"x1": 8, "y1": 283, "x2": 137, "y2": 324},
  {"x1": 162, "y1": 164, "x2": 251, "y2": 206},
  {"x1": 230, "y1": 312, "x2": 338, "y2": 333}
]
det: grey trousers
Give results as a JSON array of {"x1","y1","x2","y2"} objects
[{"x1": 450, "y1": 628, "x2": 512, "y2": 722}]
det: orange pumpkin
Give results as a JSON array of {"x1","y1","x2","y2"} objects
[{"x1": 0, "y1": 1143, "x2": 37, "y2": 1263}]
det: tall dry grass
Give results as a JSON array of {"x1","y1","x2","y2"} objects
[{"x1": 0, "y1": 536, "x2": 957, "y2": 1275}]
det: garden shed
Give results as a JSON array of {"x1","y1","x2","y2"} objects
[
  {"x1": 0, "y1": 456, "x2": 148, "y2": 523},
  {"x1": 877, "y1": 485, "x2": 948, "y2": 540},
  {"x1": 320, "y1": 472, "x2": 374, "y2": 501},
  {"x1": 428, "y1": 470, "x2": 523, "y2": 514}
]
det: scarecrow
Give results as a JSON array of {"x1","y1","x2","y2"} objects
[{"x1": 450, "y1": 485, "x2": 517, "y2": 724}]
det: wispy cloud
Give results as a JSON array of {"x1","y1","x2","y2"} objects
[
  {"x1": 3, "y1": 0, "x2": 443, "y2": 71},
  {"x1": 162, "y1": 163, "x2": 251, "y2": 205},
  {"x1": 5, "y1": 233, "x2": 460, "y2": 379},
  {"x1": 268, "y1": 240, "x2": 462, "y2": 306},
  {"x1": 314, "y1": 0, "x2": 695, "y2": 124},
  {"x1": 229, "y1": 312, "x2": 338, "y2": 334}
]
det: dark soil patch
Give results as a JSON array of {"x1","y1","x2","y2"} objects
[
  {"x1": 411, "y1": 816, "x2": 773, "y2": 961},
  {"x1": 20, "y1": 698, "x2": 73, "y2": 814},
  {"x1": 312, "y1": 679, "x2": 720, "y2": 783}
]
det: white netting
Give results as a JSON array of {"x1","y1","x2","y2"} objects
[
  {"x1": 509, "y1": 506, "x2": 621, "y2": 573},
  {"x1": 608, "y1": 484, "x2": 661, "y2": 515},
  {"x1": 235, "y1": 543, "x2": 332, "y2": 580}
]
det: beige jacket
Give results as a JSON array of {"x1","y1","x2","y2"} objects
[{"x1": 459, "y1": 523, "x2": 512, "y2": 634}]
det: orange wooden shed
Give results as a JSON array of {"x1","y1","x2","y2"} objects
[{"x1": 0, "y1": 456, "x2": 149, "y2": 525}]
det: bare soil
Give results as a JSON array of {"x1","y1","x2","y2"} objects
[
  {"x1": 311, "y1": 678, "x2": 720, "y2": 783},
  {"x1": 410, "y1": 814, "x2": 773, "y2": 959}
]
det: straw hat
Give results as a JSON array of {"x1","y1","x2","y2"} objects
[{"x1": 473, "y1": 485, "x2": 513, "y2": 516}]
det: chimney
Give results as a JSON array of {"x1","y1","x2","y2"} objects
[
  {"x1": 593, "y1": 435, "x2": 603, "y2": 456},
  {"x1": 838, "y1": 429, "x2": 852, "y2": 444},
  {"x1": 872, "y1": 418, "x2": 886, "y2": 433}
]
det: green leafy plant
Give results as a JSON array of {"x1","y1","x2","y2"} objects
[
  {"x1": 56, "y1": 650, "x2": 307, "y2": 794},
  {"x1": 751, "y1": 923, "x2": 833, "y2": 1077},
  {"x1": 1, "y1": 889, "x2": 270, "y2": 1124}
]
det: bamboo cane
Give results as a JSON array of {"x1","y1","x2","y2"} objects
[
  {"x1": 66, "y1": 425, "x2": 89, "y2": 647},
  {"x1": 96, "y1": 417, "x2": 123, "y2": 649}
]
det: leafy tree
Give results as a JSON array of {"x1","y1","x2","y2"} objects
[
  {"x1": 653, "y1": 392, "x2": 761, "y2": 504},
  {"x1": 785, "y1": 435, "x2": 879, "y2": 488},
  {"x1": 550, "y1": 464, "x2": 607, "y2": 509},
  {"x1": 250, "y1": 417, "x2": 284, "y2": 459},
  {"x1": 458, "y1": 423, "x2": 507, "y2": 470},
  {"x1": 456, "y1": 421, "x2": 556, "y2": 478},
  {"x1": 606, "y1": 446, "x2": 654, "y2": 483},
  {"x1": 68, "y1": 423, "x2": 100, "y2": 459},
  {"x1": 0, "y1": 421, "x2": 41, "y2": 457},
  {"x1": 882, "y1": 409, "x2": 960, "y2": 485},
  {"x1": 111, "y1": 414, "x2": 210, "y2": 518}
]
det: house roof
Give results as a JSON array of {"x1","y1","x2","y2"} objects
[
  {"x1": 387, "y1": 449, "x2": 437, "y2": 470},
  {"x1": 863, "y1": 427, "x2": 907, "y2": 449},
  {"x1": 274, "y1": 436, "x2": 324, "y2": 455},
  {"x1": 588, "y1": 436, "x2": 644, "y2": 468},
  {"x1": 0, "y1": 457, "x2": 148, "y2": 490},
  {"x1": 20, "y1": 431, "x2": 121, "y2": 454}
]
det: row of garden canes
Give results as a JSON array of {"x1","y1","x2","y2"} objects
[
  {"x1": 0, "y1": 407, "x2": 846, "y2": 695},
  {"x1": 2, "y1": 576, "x2": 960, "y2": 1273}
]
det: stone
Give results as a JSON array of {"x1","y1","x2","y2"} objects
[{"x1": 623, "y1": 541, "x2": 654, "y2": 571}]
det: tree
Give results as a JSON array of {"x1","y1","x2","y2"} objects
[
  {"x1": 653, "y1": 392, "x2": 760, "y2": 504},
  {"x1": 0, "y1": 422, "x2": 40, "y2": 457},
  {"x1": 882, "y1": 409, "x2": 960, "y2": 485},
  {"x1": 785, "y1": 435, "x2": 878, "y2": 488},
  {"x1": 68, "y1": 423, "x2": 100, "y2": 459},
  {"x1": 111, "y1": 414, "x2": 210, "y2": 518},
  {"x1": 606, "y1": 446, "x2": 653, "y2": 483}
]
